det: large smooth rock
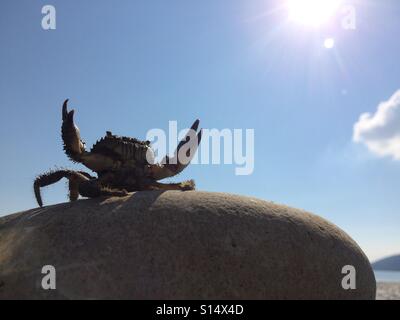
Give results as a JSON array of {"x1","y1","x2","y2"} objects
[{"x1": 0, "y1": 191, "x2": 375, "y2": 299}]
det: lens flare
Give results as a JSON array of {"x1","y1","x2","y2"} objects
[{"x1": 324, "y1": 38, "x2": 335, "y2": 49}]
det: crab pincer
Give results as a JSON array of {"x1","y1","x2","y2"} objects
[
  {"x1": 61, "y1": 99, "x2": 86, "y2": 161},
  {"x1": 149, "y1": 119, "x2": 202, "y2": 180}
]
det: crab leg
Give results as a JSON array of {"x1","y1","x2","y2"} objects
[
  {"x1": 145, "y1": 180, "x2": 195, "y2": 191},
  {"x1": 34, "y1": 170, "x2": 93, "y2": 207},
  {"x1": 78, "y1": 180, "x2": 128, "y2": 198},
  {"x1": 149, "y1": 119, "x2": 202, "y2": 180}
]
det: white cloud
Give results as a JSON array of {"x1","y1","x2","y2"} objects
[{"x1": 353, "y1": 90, "x2": 400, "y2": 160}]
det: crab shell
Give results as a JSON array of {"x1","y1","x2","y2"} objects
[{"x1": 90, "y1": 132, "x2": 154, "y2": 169}]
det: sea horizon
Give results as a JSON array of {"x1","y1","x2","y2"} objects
[{"x1": 374, "y1": 270, "x2": 400, "y2": 283}]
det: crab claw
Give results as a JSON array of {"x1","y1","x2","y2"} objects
[
  {"x1": 149, "y1": 119, "x2": 202, "y2": 180},
  {"x1": 61, "y1": 99, "x2": 86, "y2": 161}
]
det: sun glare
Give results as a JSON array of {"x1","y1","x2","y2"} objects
[{"x1": 286, "y1": 0, "x2": 342, "y2": 27}]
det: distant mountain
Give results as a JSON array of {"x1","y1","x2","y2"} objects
[{"x1": 372, "y1": 255, "x2": 400, "y2": 271}]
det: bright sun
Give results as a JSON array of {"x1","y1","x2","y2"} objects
[{"x1": 286, "y1": 0, "x2": 342, "y2": 27}]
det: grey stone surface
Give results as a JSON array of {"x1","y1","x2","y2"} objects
[{"x1": 0, "y1": 191, "x2": 376, "y2": 299}]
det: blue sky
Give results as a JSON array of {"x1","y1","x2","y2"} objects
[{"x1": 0, "y1": 0, "x2": 399, "y2": 261}]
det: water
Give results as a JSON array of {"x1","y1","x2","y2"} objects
[{"x1": 374, "y1": 270, "x2": 400, "y2": 283}]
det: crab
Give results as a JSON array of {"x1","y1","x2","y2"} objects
[{"x1": 34, "y1": 99, "x2": 202, "y2": 207}]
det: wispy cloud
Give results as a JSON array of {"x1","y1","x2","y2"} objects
[{"x1": 353, "y1": 90, "x2": 400, "y2": 160}]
